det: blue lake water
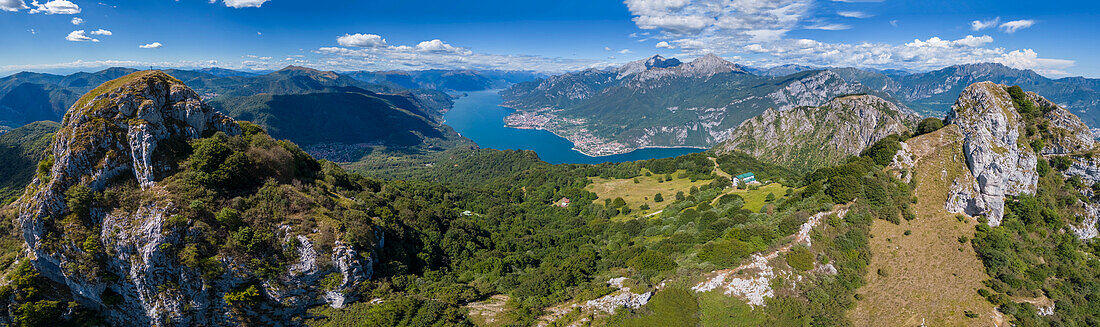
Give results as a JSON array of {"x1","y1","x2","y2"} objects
[{"x1": 443, "y1": 90, "x2": 705, "y2": 165}]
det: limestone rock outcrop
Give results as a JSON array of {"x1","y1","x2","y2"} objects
[
  {"x1": 716, "y1": 94, "x2": 915, "y2": 172},
  {"x1": 14, "y1": 71, "x2": 375, "y2": 325},
  {"x1": 945, "y1": 82, "x2": 1039, "y2": 225}
]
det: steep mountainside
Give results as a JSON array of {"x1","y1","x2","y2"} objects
[
  {"x1": 715, "y1": 94, "x2": 916, "y2": 172},
  {"x1": 0, "y1": 121, "x2": 58, "y2": 204},
  {"x1": 501, "y1": 55, "x2": 883, "y2": 156},
  {"x1": 0, "y1": 66, "x2": 454, "y2": 126},
  {"x1": 6, "y1": 71, "x2": 385, "y2": 325},
  {"x1": 883, "y1": 82, "x2": 1100, "y2": 325},
  {"x1": 836, "y1": 63, "x2": 1100, "y2": 124},
  {"x1": 0, "y1": 67, "x2": 464, "y2": 163},
  {"x1": 209, "y1": 90, "x2": 458, "y2": 148},
  {"x1": 346, "y1": 69, "x2": 540, "y2": 92}
]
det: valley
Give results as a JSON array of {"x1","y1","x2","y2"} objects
[{"x1": 0, "y1": 55, "x2": 1099, "y2": 327}]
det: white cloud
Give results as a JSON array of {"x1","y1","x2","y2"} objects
[
  {"x1": 90, "y1": 29, "x2": 111, "y2": 36},
  {"x1": 837, "y1": 11, "x2": 871, "y2": 19},
  {"x1": 744, "y1": 44, "x2": 768, "y2": 52},
  {"x1": 954, "y1": 35, "x2": 994, "y2": 47},
  {"x1": 139, "y1": 42, "x2": 163, "y2": 49},
  {"x1": 605, "y1": 46, "x2": 613, "y2": 51},
  {"x1": 806, "y1": 23, "x2": 851, "y2": 31},
  {"x1": 830, "y1": 0, "x2": 883, "y2": 2},
  {"x1": 211, "y1": 0, "x2": 269, "y2": 8},
  {"x1": 656, "y1": 41, "x2": 674, "y2": 49},
  {"x1": 29, "y1": 0, "x2": 79, "y2": 14},
  {"x1": 416, "y1": 39, "x2": 471, "y2": 54},
  {"x1": 0, "y1": 0, "x2": 28, "y2": 12},
  {"x1": 624, "y1": 0, "x2": 1074, "y2": 78},
  {"x1": 1000, "y1": 20, "x2": 1034, "y2": 33},
  {"x1": 337, "y1": 33, "x2": 387, "y2": 48},
  {"x1": 619, "y1": 49, "x2": 633, "y2": 54},
  {"x1": 70, "y1": 17, "x2": 82, "y2": 25},
  {"x1": 994, "y1": 49, "x2": 1074, "y2": 76},
  {"x1": 65, "y1": 30, "x2": 98, "y2": 42},
  {"x1": 314, "y1": 34, "x2": 602, "y2": 73},
  {"x1": 905, "y1": 35, "x2": 992, "y2": 48},
  {"x1": 970, "y1": 17, "x2": 999, "y2": 31}
]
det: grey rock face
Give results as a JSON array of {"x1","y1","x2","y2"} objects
[
  {"x1": 945, "y1": 82, "x2": 1038, "y2": 225},
  {"x1": 716, "y1": 94, "x2": 914, "y2": 171},
  {"x1": 14, "y1": 71, "x2": 375, "y2": 325}
]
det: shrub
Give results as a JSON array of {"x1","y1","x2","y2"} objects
[
  {"x1": 654, "y1": 193, "x2": 664, "y2": 203},
  {"x1": 914, "y1": 118, "x2": 945, "y2": 136},
  {"x1": 628, "y1": 251, "x2": 677, "y2": 273},
  {"x1": 65, "y1": 184, "x2": 94, "y2": 219},
  {"x1": 223, "y1": 285, "x2": 261, "y2": 307},
  {"x1": 785, "y1": 246, "x2": 814, "y2": 271},
  {"x1": 215, "y1": 208, "x2": 243, "y2": 229}
]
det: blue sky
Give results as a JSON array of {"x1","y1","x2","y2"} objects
[{"x1": 0, "y1": 0, "x2": 1097, "y2": 77}]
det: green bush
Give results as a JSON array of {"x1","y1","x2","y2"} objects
[
  {"x1": 628, "y1": 251, "x2": 677, "y2": 273},
  {"x1": 223, "y1": 285, "x2": 261, "y2": 307},
  {"x1": 914, "y1": 118, "x2": 945, "y2": 136},
  {"x1": 785, "y1": 246, "x2": 814, "y2": 271}
]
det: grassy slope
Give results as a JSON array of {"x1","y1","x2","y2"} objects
[
  {"x1": 848, "y1": 125, "x2": 1001, "y2": 325},
  {"x1": 586, "y1": 169, "x2": 711, "y2": 219}
]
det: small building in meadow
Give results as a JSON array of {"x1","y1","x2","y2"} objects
[
  {"x1": 556, "y1": 197, "x2": 571, "y2": 207},
  {"x1": 736, "y1": 172, "x2": 759, "y2": 184}
]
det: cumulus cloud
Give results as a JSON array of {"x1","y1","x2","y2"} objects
[
  {"x1": 970, "y1": 17, "x2": 1000, "y2": 31},
  {"x1": 619, "y1": 49, "x2": 633, "y2": 54},
  {"x1": 994, "y1": 49, "x2": 1074, "y2": 76},
  {"x1": 656, "y1": 41, "x2": 674, "y2": 49},
  {"x1": 315, "y1": 34, "x2": 602, "y2": 73},
  {"x1": 139, "y1": 42, "x2": 163, "y2": 49},
  {"x1": 0, "y1": 0, "x2": 28, "y2": 12},
  {"x1": 90, "y1": 29, "x2": 111, "y2": 36},
  {"x1": 337, "y1": 33, "x2": 387, "y2": 48},
  {"x1": 624, "y1": 0, "x2": 1073, "y2": 77},
  {"x1": 29, "y1": 0, "x2": 79, "y2": 14},
  {"x1": 416, "y1": 39, "x2": 471, "y2": 54},
  {"x1": 905, "y1": 35, "x2": 992, "y2": 48},
  {"x1": 837, "y1": 11, "x2": 871, "y2": 19},
  {"x1": 70, "y1": 17, "x2": 83, "y2": 25},
  {"x1": 211, "y1": 0, "x2": 269, "y2": 8},
  {"x1": 65, "y1": 30, "x2": 98, "y2": 42},
  {"x1": 1000, "y1": 20, "x2": 1035, "y2": 33}
]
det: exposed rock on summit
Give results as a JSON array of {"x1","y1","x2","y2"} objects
[
  {"x1": 14, "y1": 71, "x2": 375, "y2": 325},
  {"x1": 715, "y1": 94, "x2": 915, "y2": 172},
  {"x1": 945, "y1": 82, "x2": 1038, "y2": 225}
]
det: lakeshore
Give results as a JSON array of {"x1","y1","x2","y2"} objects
[{"x1": 443, "y1": 90, "x2": 706, "y2": 164}]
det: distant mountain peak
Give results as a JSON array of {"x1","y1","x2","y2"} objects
[
  {"x1": 684, "y1": 53, "x2": 745, "y2": 76},
  {"x1": 617, "y1": 55, "x2": 683, "y2": 78}
]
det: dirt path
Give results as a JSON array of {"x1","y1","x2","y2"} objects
[{"x1": 692, "y1": 206, "x2": 848, "y2": 305}]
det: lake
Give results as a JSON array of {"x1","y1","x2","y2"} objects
[{"x1": 443, "y1": 90, "x2": 705, "y2": 165}]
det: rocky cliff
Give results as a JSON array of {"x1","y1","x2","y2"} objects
[
  {"x1": 936, "y1": 82, "x2": 1098, "y2": 227},
  {"x1": 12, "y1": 71, "x2": 376, "y2": 325},
  {"x1": 715, "y1": 94, "x2": 915, "y2": 172},
  {"x1": 944, "y1": 82, "x2": 1038, "y2": 225}
]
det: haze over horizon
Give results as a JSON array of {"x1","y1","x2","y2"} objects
[{"x1": 1, "y1": 0, "x2": 1098, "y2": 78}]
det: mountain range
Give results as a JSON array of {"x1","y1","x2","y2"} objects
[
  {"x1": 0, "y1": 59, "x2": 1099, "y2": 326},
  {"x1": 502, "y1": 56, "x2": 1100, "y2": 156},
  {"x1": 501, "y1": 54, "x2": 892, "y2": 156}
]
